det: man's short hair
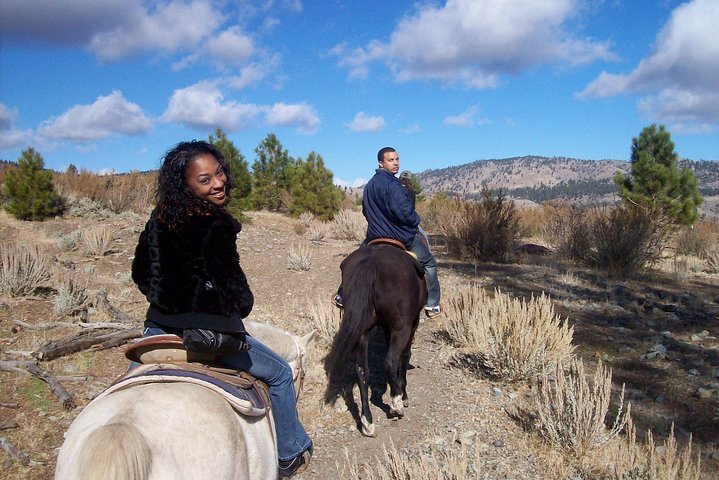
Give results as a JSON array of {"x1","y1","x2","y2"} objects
[{"x1": 377, "y1": 147, "x2": 396, "y2": 163}]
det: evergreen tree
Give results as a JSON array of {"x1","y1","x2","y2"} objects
[
  {"x1": 250, "y1": 134, "x2": 296, "y2": 212},
  {"x1": 208, "y1": 128, "x2": 252, "y2": 211},
  {"x1": 4, "y1": 147, "x2": 62, "y2": 220},
  {"x1": 289, "y1": 151, "x2": 343, "y2": 220},
  {"x1": 614, "y1": 124, "x2": 703, "y2": 227}
]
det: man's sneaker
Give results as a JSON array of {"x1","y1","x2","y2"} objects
[
  {"x1": 278, "y1": 443, "x2": 313, "y2": 478},
  {"x1": 332, "y1": 293, "x2": 344, "y2": 308},
  {"x1": 424, "y1": 305, "x2": 441, "y2": 319}
]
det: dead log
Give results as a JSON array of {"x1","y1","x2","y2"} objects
[
  {"x1": 0, "y1": 402, "x2": 19, "y2": 409},
  {"x1": 0, "y1": 436, "x2": 34, "y2": 466},
  {"x1": 0, "y1": 360, "x2": 76, "y2": 410},
  {"x1": 33, "y1": 328, "x2": 141, "y2": 361}
]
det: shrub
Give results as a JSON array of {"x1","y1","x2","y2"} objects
[
  {"x1": 4, "y1": 147, "x2": 61, "y2": 220},
  {"x1": 442, "y1": 188, "x2": 520, "y2": 262},
  {"x1": 0, "y1": 243, "x2": 50, "y2": 296},
  {"x1": 446, "y1": 285, "x2": 574, "y2": 383},
  {"x1": 534, "y1": 358, "x2": 629, "y2": 455},
  {"x1": 56, "y1": 229, "x2": 82, "y2": 252},
  {"x1": 53, "y1": 277, "x2": 87, "y2": 316},
  {"x1": 306, "y1": 221, "x2": 331, "y2": 244},
  {"x1": 287, "y1": 243, "x2": 312, "y2": 271},
  {"x1": 330, "y1": 209, "x2": 366, "y2": 242},
  {"x1": 83, "y1": 225, "x2": 115, "y2": 256},
  {"x1": 303, "y1": 296, "x2": 341, "y2": 345},
  {"x1": 63, "y1": 197, "x2": 114, "y2": 219},
  {"x1": 611, "y1": 420, "x2": 701, "y2": 480},
  {"x1": 705, "y1": 244, "x2": 719, "y2": 273}
]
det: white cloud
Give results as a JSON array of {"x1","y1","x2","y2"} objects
[
  {"x1": 89, "y1": 1, "x2": 223, "y2": 61},
  {"x1": 163, "y1": 81, "x2": 320, "y2": 133},
  {"x1": 0, "y1": 104, "x2": 33, "y2": 150},
  {"x1": 580, "y1": 0, "x2": 719, "y2": 127},
  {"x1": 334, "y1": 176, "x2": 367, "y2": 188},
  {"x1": 347, "y1": 112, "x2": 385, "y2": 132},
  {"x1": 334, "y1": 0, "x2": 614, "y2": 87},
  {"x1": 204, "y1": 26, "x2": 255, "y2": 68},
  {"x1": 226, "y1": 55, "x2": 281, "y2": 89},
  {"x1": 266, "y1": 103, "x2": 320, "y2": 133},
  {"x1": 38, "y1": 91, "x2": 153, "y2": 142},
  {"x1": 443, "y1": 105, "x2": 489, "y2": 128},
  {"x1": 162, "y1": 81, "x2": 266, "y2": 130}
]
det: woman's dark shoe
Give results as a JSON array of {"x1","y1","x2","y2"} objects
[{"x1": 278, "y1": 443, "x2": 313, "y2": 478}]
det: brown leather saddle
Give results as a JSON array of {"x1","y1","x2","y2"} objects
[
  {"x1": 368, "y1": 237, "x2": 418, "y2": 259},
  {"x1": 122, "y1": 334, "x2": 271, "y2": 414}
]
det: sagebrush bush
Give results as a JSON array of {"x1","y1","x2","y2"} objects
[
  {"x1": 446, "y1": 285, "x2": 574, "y2": 383},
  {"x1": 534, "y1": 358, "x2": 629, "y2": 455},
  {"x1": 306, "y1": 221, "x2": 330, "y2": 244},
  {"x1": 329, "y1": 209, "x2": 365, "y2": 242},
  {"x1": 705, "y1": 244, "x2": 719, "y2": 273},
  {"x1": 56, "y1": 229, "x2": 82, "y2": 252},
  {"x1": 611, "y1": 420, "x2": 701, "y2": 480},
  {"x1": 63, "y1": 197, "x2": 114, "y2": 219},
  {"x1": 672, "y1": 221, "x2": 719, "y2": 256},
  {"x1": 54, "y1": 169, "x2": 155, "y2": 214},
  {"x1": 83, "y1": 225, "x2": 114, "y2": 256},
  {"x1": 287, "y1": 243, "x2": 312, "y2": 271},
  {"x1": 53, "y1": 277, "x2": 87, "y2": 316},
  {"x1": 0, "y1": 243, "x2": 50, "y2": 296},
  {"x1": 441, "y1": 188, "x2": 520, "y2": 262},
  {"x1": 304, "y1": 296, "x2": 341, "y2": 345}
]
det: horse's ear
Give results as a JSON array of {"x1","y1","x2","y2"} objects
[{"x1": 299, "y1": 330, "x2": 316, "y2": 350}]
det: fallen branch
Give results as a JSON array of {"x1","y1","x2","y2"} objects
[
  {"x1": 0, "y1": 436, "x2": 35, "y2": 466},
  {"x1": 0, "y1": 402, "x2": 20, "y2": 409},
  {"x1": 94, "y1": 289, "x2": 136, "y2": 324},
  {"x1": 12, "y1": 319, "x2": 75, "y2": 330},
  {"x1": 33, "y1": 328, "x2": 141, "y2": 361},
  {"x1": 0, "y1": 421, "x2": 18, "y2": 431},
  {"x1": 12, "y1": 318, "x2": 136, "y2": 332},
  {"x1": 0, "y1": 360, "x2": 76, "y2": 410}
]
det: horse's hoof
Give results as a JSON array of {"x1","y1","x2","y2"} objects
[
  {"x1": 403, "y1": 398, "x2": 409, "y2": 408},
  {"x1": 360, "y1": 416, "x2": 376, "y2": 437},
  {"x1": 389, "y1": 395, "x2": 405, "y2": 418}
]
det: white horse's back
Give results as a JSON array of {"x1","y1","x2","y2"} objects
[
  {"x1": 55, "y1": 321, "x2": 314, "y2": 480},
  {"x1": 56, "y1": 383, "x2": 275, "y2": 479}
]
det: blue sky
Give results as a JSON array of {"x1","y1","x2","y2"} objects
[{"x1": 1, "y1": 0, "x2": 718, "y2": 187}]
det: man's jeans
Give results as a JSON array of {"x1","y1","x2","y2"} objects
[
  {"x1": 142, "y1": 326, "x2": 311, "y2": 462},
  {"x1": 410, "y1": 227, "x2": 441, "y2": 308}
]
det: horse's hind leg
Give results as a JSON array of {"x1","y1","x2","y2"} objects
[
  {"x1": 355, "y1": 336, "x2": 375, "y2": 437},
  {"x1": 385, "y1": 328, "x2": 414, "y2": 418}
]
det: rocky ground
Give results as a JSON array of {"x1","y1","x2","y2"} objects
[{"x1": 0, "y1": 209, "x2": 718, "y2": 479}]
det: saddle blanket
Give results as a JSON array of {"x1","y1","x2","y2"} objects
[{"x1": 97, "y1": 363, "x2": 269, "y2": 417}]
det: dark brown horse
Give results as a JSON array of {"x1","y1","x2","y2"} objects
[{"x1": 324, "y1": 243, "x2": 427, "y2": 436}]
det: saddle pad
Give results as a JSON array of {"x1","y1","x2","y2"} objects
[{"x1": 98, "y1": 363, "x2": 269, "y2": 417}]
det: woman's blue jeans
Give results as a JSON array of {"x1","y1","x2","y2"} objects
[
  {"x1": 142, "y1": 327, "x2": 311, "y2": 462},
  {"x1": 410, "y1": 227, "x2": 441, "y2": 308}
]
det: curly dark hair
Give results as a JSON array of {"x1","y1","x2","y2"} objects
[{"x1": 155, "y1": 140, "x2": 235, "y2": 228}]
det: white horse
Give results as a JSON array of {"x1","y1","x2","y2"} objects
[{"x1": 54, "y1": 320, "x2": 315, "y2": 480}]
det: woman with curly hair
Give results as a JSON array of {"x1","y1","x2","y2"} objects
[{"x1": 131, "y1": 140, "x2": 312, "y2": 477}]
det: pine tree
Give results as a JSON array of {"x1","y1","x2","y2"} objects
[
  {"x1": 250, "y1": 134, "x2": 296, "y2": 212},
  {"x1": 208, "y1": 128, "x2": 252, "y2": 212},
  {"x1": 614, "y1": 124, "x2": 703, "y2": 227},
  {"x1": 289, "y1": 151, "x2": 343, "y2": 220},
  {"x1": 4, "y1": 147, "x2": 61, "y2": 220}
]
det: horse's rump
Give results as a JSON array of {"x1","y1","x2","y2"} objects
[{"x1": 76, "y1": 421, "x2": 152, "y2": 480}]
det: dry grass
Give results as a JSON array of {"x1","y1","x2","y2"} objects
[
  {"x1": 534, "y1": 358, "x2": 629, "y2": 455},
  {"x1": 446, "y1": 284, "x2": 575, "y2": 383},
  {"x1": 55, "y1": 228, "x2": 82, "y2": 252},
  {"x1": 303, "y1": 295, "x2": 342, "y2": 346},
  {"x1": 305, "y1": 221, "x2": 331, "y2": 244},
  {"x1": 0, "y1": 243, "x2": 51, "y2": 297},
  {"x1": 287, "y1": 243, "x2": 312, "y2": 271},
  {"x1": 83, "y1": 225, "x2": 114, "y2": 256},
  {"x1": 338, "y1": 440, "x2": 471, "y2": 480},
  {"x1": 609, "y1": 419, "x2": 701, "y2": 480},
  {"x1": 329, "y1": 209, "x2": 365, "y2": 242}
]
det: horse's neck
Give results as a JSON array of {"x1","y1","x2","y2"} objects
[{"x1": 244, "y1": 320, "x2": 299, "y2": 363}]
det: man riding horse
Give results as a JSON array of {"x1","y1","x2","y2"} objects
[{"x1": 334, "y1": 146, "x2": 441, "y2": 318}]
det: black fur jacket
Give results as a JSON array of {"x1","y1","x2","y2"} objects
[{"x1": 131, "y1": 208, "x2": 254, "y2": 334}]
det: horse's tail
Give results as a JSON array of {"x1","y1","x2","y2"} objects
[
  {"x1": 76, "y1": 422, "x2": 152, "y2": 480},
  {"x1": 325, "y1": 257, "x2": 377, "y2": 371}
]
